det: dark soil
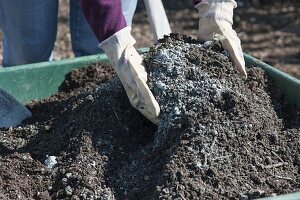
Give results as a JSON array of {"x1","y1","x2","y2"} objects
[
  {"x1": 0, "y1": 34, "x2": 299, "y2": 200},
  {"x1": 59, "y1": 63, "x2": 115, "y2": 93},
  {"x1": 144, "y1": 34, "x2": 300, "y2": 199}
]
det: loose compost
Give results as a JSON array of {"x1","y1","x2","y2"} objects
[{"x1": 0, "y1": 34, "x2": 299, "y2": 200}]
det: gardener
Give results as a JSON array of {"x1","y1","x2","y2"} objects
[
  {"x1": 0, "y1": 0, "x2": 137, "y2": 67},
  {"x1": 80, "y1": 0, "x2": 247, "y2": 124}
]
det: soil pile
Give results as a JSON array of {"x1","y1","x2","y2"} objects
[
  {"x1": 145, "y1": 34, "x2": 300, "y2": 199},
  {"x1": 0, "y1": 34, "x2": 299, "y2": 200}
]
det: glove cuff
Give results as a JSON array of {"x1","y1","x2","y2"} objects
[
  {"x1": 99, "y1": 27, "x2": 136, "y2": 67},
  {"x1": 195, "y1": 0, "x2": 237, "y2": 24}
]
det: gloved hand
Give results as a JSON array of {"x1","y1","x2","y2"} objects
[
  {"x1": 195, "y1": 0, "x2": 247, "y2": 77},
  {"x1": 99, "y1": 27, "x2": 160, "y2": 124}
]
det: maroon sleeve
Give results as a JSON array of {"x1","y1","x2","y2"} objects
[{"x1": 80, "y1": 0, "x2": 127, "y2": 42}]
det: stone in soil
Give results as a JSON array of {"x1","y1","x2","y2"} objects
[{"x1": 0, "y1": 34, "x2": 299, "y2": 200}]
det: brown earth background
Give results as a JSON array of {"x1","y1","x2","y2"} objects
[{"x1": 0, "y1": 0, "x2": 299, "y2": 79}]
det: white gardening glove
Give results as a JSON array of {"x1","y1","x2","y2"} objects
[
  {"x1": 99, "y1": 27, "x2": 160, "y2": 124},
  {"x1": 195, "y1": 0, "x2": 247, "y2": 77}
]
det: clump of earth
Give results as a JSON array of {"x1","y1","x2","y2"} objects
[{"x1": 0, "y1": 34, "x2": 299, "y2": 200}]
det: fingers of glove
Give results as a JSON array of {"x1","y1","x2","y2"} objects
[
  {"x1": 197, "y1": 19, "x2": 247, "y2": 77},
  {"x1": 219, "y1": 27, "x2": 247, "y2": 77},
  {"x1": 117, "y1": 47, "x2": 160, "y2": 124},
  {"x1": 121, "y1": 82, "x2": 160, "y2": 125},
  {"x1": 125, "y1": 80, "x2": 160, "y2": 125}
]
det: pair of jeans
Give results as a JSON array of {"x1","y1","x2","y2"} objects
[{"x1": 0, "y1": 0, "x2": 137, "y2": 67}]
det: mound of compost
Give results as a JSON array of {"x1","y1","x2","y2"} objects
[{"x1": 0, "y1": 34, "x2": 299, "y2": 200}]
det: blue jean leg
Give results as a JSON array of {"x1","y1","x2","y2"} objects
[
  {"x1": 70, "y1": 0, "x2": 138, "y2": 57},
  {"x1": 69, "y1": 0, "x2": 99, "y2": 57},
  {"x1": 0, "y1": 0, "x2": 58, "y2": 67}
]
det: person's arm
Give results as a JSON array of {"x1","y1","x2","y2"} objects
[
  {"x1": 80, "y1": 0, "x2": 160, "y2": 124},
  {"x1": 80, "y1": 0, "x2": 127, "y2": 41}
]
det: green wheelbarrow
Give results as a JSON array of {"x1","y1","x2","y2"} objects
[
  {"x1": 0, "y1": 49, "x2": 299, "y2": 199},
  {"x1": 0, "y1": 49, "x2": 299, "y2": 107}
]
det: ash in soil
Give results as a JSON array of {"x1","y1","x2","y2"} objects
[
  {"x1": 0, "y1": 34, "x2": 299, "y2": 200},
  {"x1": 145, "y1": 34, "x2": 300, "y2": 199}
]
